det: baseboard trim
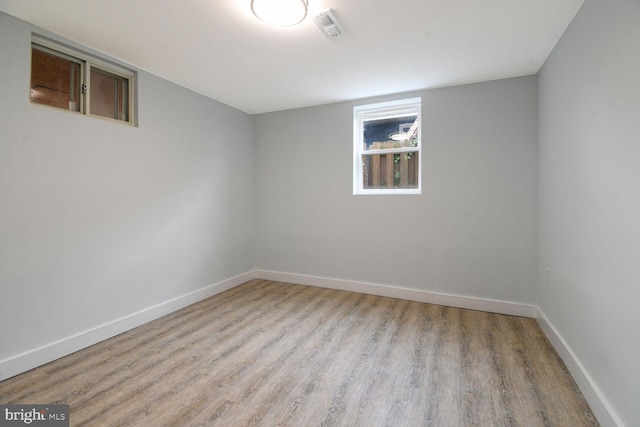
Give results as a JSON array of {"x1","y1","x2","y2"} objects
[
  {"x1": 255, "y1": 270, "x2": 538, "y2": 318},
  {"x1": 0, "y1": 271, "x2": 257, "y2": 381},
  {"x1": 536, "y1": 310, "x2": 623, "y2": 427}
]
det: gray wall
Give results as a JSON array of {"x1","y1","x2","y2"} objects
[
  {"x1": 538, "y1": 0, "x2": 640, "y2": 425},
  {"x1": 0, "y1": 12, "x2": 255, "y2": 362},
  {"x1": 255, "y1": 76, "x2": 538, "y2": 304},
  {"x1": 5, "y1": 3, "x2": 636, "y2": 423}
]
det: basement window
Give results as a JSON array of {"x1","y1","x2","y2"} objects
[
  {"x1": 353, "y1": 97, "x2": 421, "y2": 195},
  {"x1": 30, "y1": 37, "x2": 135, "y2": 125}
]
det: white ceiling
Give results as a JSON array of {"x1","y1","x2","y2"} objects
[{"x1": 0, "y1": 0, "x2": 584, "y2": 114}]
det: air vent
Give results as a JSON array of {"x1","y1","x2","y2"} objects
[{"x1": 314, "y1": 9, "x2": 345, "y2": 39}]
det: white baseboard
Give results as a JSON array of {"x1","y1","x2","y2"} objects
[
  {"x1": 0, "y1": 271, "x2": 257, "y2": 381},
  {"x1": 536, "y1": 310, "x2": 624, "y2": 427},
  {"x1": 255, "y1": 270, "x2": 538, "y2": 318}
]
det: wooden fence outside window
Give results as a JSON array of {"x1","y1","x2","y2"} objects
[{"x1": 362, "y1": 141, "x2": 419, "y2": 189}]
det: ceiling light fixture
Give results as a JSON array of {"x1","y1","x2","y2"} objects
[{"x1": 251, "y1": 0, "x2": 308, "y2": 26}]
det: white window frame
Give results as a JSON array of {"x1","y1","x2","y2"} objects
[
  {"x1": 353, "y1": 97, "x2": 422, "y2": 195},
  {"x1": 31, "y1": 35, "x2": 136, "y2": 126}
]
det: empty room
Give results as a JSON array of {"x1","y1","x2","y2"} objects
[{"x1": 0, "y1": 0, "x2": 638, "y2": 426}]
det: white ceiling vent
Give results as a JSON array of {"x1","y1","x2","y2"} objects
[{"x1": 314, "y1": 10, "x2": 345, "y2": 39}]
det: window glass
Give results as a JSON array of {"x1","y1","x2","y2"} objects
[
  {"x1": 362, "y1": 114, "x2": 419, "y2": 189},
  {"x1": 90, "y1": 67, "x2": 129, "y2": 121},
  {"x1": 30, "y1": 46, "x2": 81, "y2": 112}
]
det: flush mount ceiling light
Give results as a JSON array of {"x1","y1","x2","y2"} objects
[{"x1": 251, "y1": 0, "x2": 308, "y2": 26}]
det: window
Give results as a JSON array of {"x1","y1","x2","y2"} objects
[
  {"x1": 353, "y1": 97, "x2": 421, "y2": 195},
  {"x1": 30, "y1": 37, "x2": 135, "y2": 125}
]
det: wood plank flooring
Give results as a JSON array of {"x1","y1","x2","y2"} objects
[{"x1": 0, "y1": 279, "x2": 599, "y2": 426}]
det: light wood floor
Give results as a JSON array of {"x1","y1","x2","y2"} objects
[{"x1": 0, "y1": 279, "x2": 598, "y2": 426}]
